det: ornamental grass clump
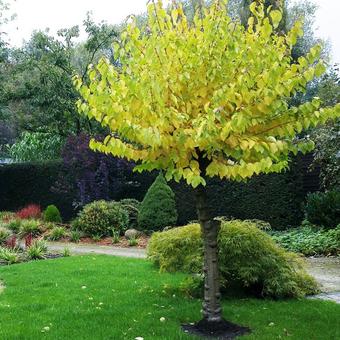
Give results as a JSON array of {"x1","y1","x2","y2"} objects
[
  {"x1": 0, "y1": 228, "x2": 10, "y2": 245},
  {"x1": 18, "y1": 220, "x2": 41, "y2": 237},
  {"x1": 47, "y1": 227, "x2": 67, "y2": 241},
  {"x1": 27, "y1": 240, "x2": 48, "y2": 260},
  {"x1": 148, "y1": 220, "x2": 318, "y2": 298},
  {"x1": 0, "y1": 247, "x2": 20, "y2": 265}
]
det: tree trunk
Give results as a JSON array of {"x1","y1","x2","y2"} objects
[
  {"x1": 182, "y1": 155, "x2": 250, "y2": 337},
  {"x1": 195, "y1": 185, "x2": 222, "y2": 323}
]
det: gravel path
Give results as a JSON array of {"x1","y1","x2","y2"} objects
[
  {"x1": 305, "y1": 257, "x2": 340, "y2": 304},
  {"x1": 47, "y1": 242, "x2": 147, "y2": 259}
]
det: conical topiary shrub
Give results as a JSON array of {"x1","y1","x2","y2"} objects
[{"x1": 138, "y1": 173, "x2": 178, "y2": 231}]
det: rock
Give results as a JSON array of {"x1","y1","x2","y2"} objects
[
  {"x1": 124, "y1": 229, "x2": 141, "y2": 240},
  {"x1": 163, "y1": 226, "x2": 173, "y2": 232}
]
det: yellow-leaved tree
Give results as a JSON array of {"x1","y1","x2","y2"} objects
[{"x1": 75, "y1": 0, "x2": 340, "y2": 336}]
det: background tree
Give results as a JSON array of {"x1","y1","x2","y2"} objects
[
  {"x1": 0, "y1": 15, "x2": 118, "y2": 142},
  {"x1": 54, "y1": 133, "x2": 134, "y2": 208},
  {"x1": 76, "y1": 0, "x2": 339, "y2": 336},
  {"x1": 310, "y1": 67, "x2": 340, "y2": 190}
]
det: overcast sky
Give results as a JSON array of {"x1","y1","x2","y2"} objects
[{"x1": 3, "y1": 0, "x2": 340, "y2": 64}]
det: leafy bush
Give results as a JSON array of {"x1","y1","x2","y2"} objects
[
  {"x1": 47, "y1": 227, "x2": 66, "y2": 241},
  {"x1": 271, "y1": 226, "x2": 340, "y2": 256},
  {"x1": 75, "y1": 200, "x2": 129, "y2": 237},
  {"x1": 19, "y1": 220, "x2": 41, "y2": 237},
  {"x1": 16, "y1": 204, "x2": 41, "y2": 220},
  {"x1": 27, "y1": 240, "x2": 48, "y2": 260},
  {"x1": 119, "y1": 199, "x2": 140, "y2": 229},
  {"x1": 148, "y1": 220, "x2": 318, "y2": 298},
  {"x1": 58, "y1": 133, "x2": 134, "y2": 208},
  {"x1": 43, "y1": 205, "x2": 62, "y2": 223},
  {"x1": 8, "y1": 132, "x2": 64, "y2": 162},
  {"x1": 0, "y1": 227, "x2": 10, "y2": 245},
  {"x1": 305, "y1": 191, "x2": 340, "y2": 229},
  {"x1": 138, "y1": 173, "x2": 178, "y2": 231},
  {"x1": 0, "y1": 247, "x2": 20, "y2": 264}
]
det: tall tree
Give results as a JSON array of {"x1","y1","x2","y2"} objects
[
  {"x1": 0, "y1": 15, "x2": 118, "y2": 139},
  {"x1": 77, "y1": 0, "x2": 339, "y2": 337}
]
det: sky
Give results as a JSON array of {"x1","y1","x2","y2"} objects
[{"x1": 3, "y1": 0, "x2": 340, "y2": 64}]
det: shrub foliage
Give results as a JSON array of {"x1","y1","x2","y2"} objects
[
  {"x1": 16, "y1": 204, "x2": 41, "y2": 220},
  {"x1": 138, "y1": 173, "x2": 178, "y2": 231},
  {"x1": 271, "y1": 226, "x2": 340, "y2": 256},
  {"x1": 305, "y1": 190, "x2": 340, "y2": 229},
  {"x1": 148, "y1": 220, "x2": 318, "y2": 298},
  {"x1": 75, "y1": 200, "x2": 129, "y2": 236},
  {"x1": 119, "y1": 199, "x2": 140, "y2": 229},
  {"x1": 43, "y1": 205, "x2": 62, "y2": 223}
]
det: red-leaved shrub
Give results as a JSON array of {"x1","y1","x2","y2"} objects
[{"x1": 16, "y1": 204, "x2": 41, "y2": 220}]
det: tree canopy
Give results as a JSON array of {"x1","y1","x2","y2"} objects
[{"x1": 76, "y1": 0, "x2": 339, "y2": 188}]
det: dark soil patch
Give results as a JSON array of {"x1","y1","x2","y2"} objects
[{"x1": 182, "y1": 318, "x2": 251, "y2": 339}]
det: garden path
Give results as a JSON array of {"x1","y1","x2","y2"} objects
[
  {"x1": 47, "y1": 242, "x2": 147, "y2": 259},
  {"x1": 305, "y1": 257, "x2": 340, "y2": 303},
  {"x1": 47, "y1": 242, "x2": 340, "y2": 303}
]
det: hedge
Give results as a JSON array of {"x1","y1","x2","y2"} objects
[
  {"x1": 0, "y1": 155, "x2": 319, "y2": 228},
  {"x1": 0, "y1": 161, "x2": 75, "y2": 221}
]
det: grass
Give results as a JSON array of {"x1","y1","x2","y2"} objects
[{"x1": 0, "y1": 256, "x2": 339, "y2": 340}]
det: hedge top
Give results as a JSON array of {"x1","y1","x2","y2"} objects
[{"x1": 76, "y1": 0, "x2": 340, "y2": 188}]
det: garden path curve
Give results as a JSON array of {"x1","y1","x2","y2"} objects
[
  {"x1": 47, "y1": 242, "x2": 339, "y2": 303},
  {"x1": 47, "y1": 242, "x2": 147, "y2": 259}
]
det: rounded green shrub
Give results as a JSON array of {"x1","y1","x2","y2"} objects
[
  {"x1": 43, "y1": 205, "x2": 62, "y2": 223},
  {"x1": 305, "y1": 191, "x2": 340, "y2": 229},
  {"x1": 76, "y1": 200, "x2": 129, "y2": 237},
  {"x1": 119, "y1": 199, "x2": 141, "y2": 229},
  {"x1": 148, "y1": 220, "x2": 318, "y2": 298},
  {"x1": 138, "y1": 173, "x2": 178, "y2": 231}
]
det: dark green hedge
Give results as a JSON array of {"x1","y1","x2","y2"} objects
[
  {"x1": 0, "y1": 155, "x2": 319, "y2": 229},
  {"x1": 171, "y1": 157, "x2": 316, "y2": 229},
  {"x1": 0, "y1": 161, "x2": 76, "y2": 221}
]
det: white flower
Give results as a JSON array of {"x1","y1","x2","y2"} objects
[
  {"x1": 135, "y1": 337, "x2": 144, "y2": 340},
  {"x1": 268, "y1": 322, "x2": 275, "y2": 327},
  {"x1": 41, "y1": 326, "x2": 50, "y2": 333},
  {"x1": 160, "y1": 317, "x2": 166, "y2": 322},
  {"x1": 81, "y1": 286, "x2": 87, "y2": 289}
]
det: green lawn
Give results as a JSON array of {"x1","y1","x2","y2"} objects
[{"x1": 0, "y1": 256, "x2": 339, "y2": 340}]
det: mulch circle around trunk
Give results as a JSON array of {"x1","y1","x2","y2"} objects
[{"x1": 182, "y1": 318, "x2": 251, "y2": 339}]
